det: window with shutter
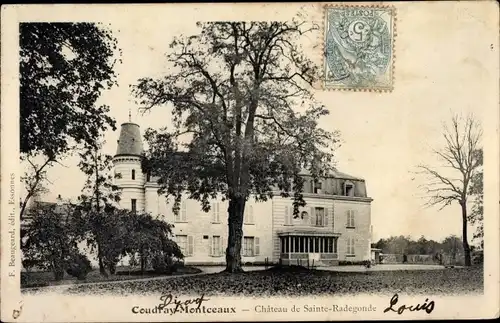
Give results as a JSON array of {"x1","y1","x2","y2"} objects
[
  {"x1": 249, "y1": 205, "x2": 254, "y2": 224},
  {"x1": 181, "y1": 201, "x2": 187, "y2": 222},
  {"x1": 244, "y1": 204, "x2": 254, "y2": 224},
  {"x1": 176, "y1": 235, "x2": 188, "y2": 256},
  {"x1": 347, "y1": 238, "x2": 355, "y2": 255},
  {"x1": 290, "y1": 206, "x2": 296, "y2": 225},
  {"x1": 310, "y1": 207, "x2": 315, "y2": 226},
  {"x1": 212, "y1": 202, "x2": 220, "y2": 223},
  {"x1": 324, "y1": 208, "x2": 329, "y2": 227},
  {"x1": 212, "y1": 236, "x2": 221, "y2": 257},
  {"x1": 209, "y1": 237, "x2": 213, "y2": 256},
  {"x1": 284, "y1": 206, "x2": 290, "y2": 225},
  {"x1": 255, "y1": 237, "x2": 260, "y2": 256},
  {"x1": 187, "y1": 235, "x2": 194, "y2": 256},
  {"x1": 315, "y1": 207, "x2": 325, "y2": 226},
  {"x1": 216, "y1": 202, "x2": 220, "y2": 222},
  {"x1": 243, "y1": 237, "x2": 255, "y2": 257},
  {"x1": 346, "y1": 210, "x2": 355, "y2": 228},
  {"x1": 221, "y1": 236, "x2": 225, "y2": 255}
]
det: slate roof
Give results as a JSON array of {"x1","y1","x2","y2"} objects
[
  {"x1": 298, "y1": 168, "x2": 364, "y2": 181},
  {"x1": 115, "y1": 122, "x2": 143, "y2": 157}
]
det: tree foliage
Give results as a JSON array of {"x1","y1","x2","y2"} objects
[
  {"x1": 21, "y1": 201, "x2": 182, "y2": 278},
  {"x1": 20, "y1": 22, "x2": 120, "y2": 158},
  {"x1": 19, "y1": 22, "x2": 121, "y2": 218},
  {"x1": 123, "y1": 212, "x2": 183, "y2": 274},
  {"x1": 77, "y1": 138, "x2": 122, "y2": 276},
  {"x1": 374, "y1": 235, "x2": 464, "y2": 256},
  {"x1": 21, "y1": 202, "x2": 80, "y2": 280},
  {"x1": 133, "y1": 21, "x2": 339, "y2": 272},
  {"x1": 417, "y1": 114, "x2": 482, "y2": 266}
]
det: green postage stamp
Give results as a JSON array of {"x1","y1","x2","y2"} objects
[{"x1": 324, "y1": 5, "x2": 395, "y2": 91}]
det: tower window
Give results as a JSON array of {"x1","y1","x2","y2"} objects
[
  {"x1": 131, "y1": 199, "x2": 137, "y2": 213},
  {"x1": 132, "y1": 169, "x2": 136, "y2": 180}
]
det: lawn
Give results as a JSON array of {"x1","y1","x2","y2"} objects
[
  {"x1": 61, "y1": 265, "x2": 483, "y2": 296},
  {"x1": 21, "y1": 266, "x2": 202, "y2": 289}
]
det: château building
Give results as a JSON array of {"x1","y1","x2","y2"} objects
[{"x1": 114, "y1": 121, "x2": 373, "y2": 266}]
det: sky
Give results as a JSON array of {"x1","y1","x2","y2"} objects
[{"x1": 26, "y1": 3, "x2": 496, "y2": 243}]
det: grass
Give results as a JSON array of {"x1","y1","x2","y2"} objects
[
  {"x1": 21, "y1": 265, "x2": 202, "y2": 289},
  {"x1": 58, "y1": 265, "x2": 483, "y2": 297}
]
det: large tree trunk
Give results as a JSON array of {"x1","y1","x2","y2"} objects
[
  {"x1": 53, "y1": 259, "x2": 64, "y2": 281},
  {"x1": 97, "y1": 244, "x2": 108, "y2": 277},
  {"x1": 225, "y1": 197, "x2": 245, "y2": 273},
  {"x1": 140, "y1": 247, "x2": 146, "y2": 274},
  {"x1": 461, "y1": 201, "x2": 472, "y2": 266}
]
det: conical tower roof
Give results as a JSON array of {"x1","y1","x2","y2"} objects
[{"x1": 115, "y1": 122, "x2": 143, "y2": 157}]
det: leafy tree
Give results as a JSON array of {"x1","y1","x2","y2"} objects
[
  {"x1": 19, "y1": 22, "x2": 120, "y2": 218},
  {"x1": 20, "y1": 157, "x2": 51, "y2": 219},
  {"x1": 21, "y1": 202, "x2": 79, "y2": 280},
  {"x1": 77, "y1": 138, "x2": 121, "y2": 277},
  {"x1": 133, "y1": 21, "x2": 339, "y2": 272},
  {"x1": 416, "y1": 236, "x2": 429, "y2": 254},
  {"x1": 441, "y1": 235, "x2": 464, "y2": 257},
  {"x1": 417, "y1": 114, "x2": 482, "y2": 266},
  {"x1": 468, "y1": 150, "x2": 483, "y2": 249},
  {"x1": 124, "y1": 212, "x2": 183, "y2": 274}
]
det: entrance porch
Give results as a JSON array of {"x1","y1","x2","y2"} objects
[{"x1": 278, "y1": 231, "x2": 341, "y2": 267}]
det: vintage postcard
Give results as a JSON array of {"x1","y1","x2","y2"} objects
[{"x1": 1, "y1": 1, "x2": 499, "y2": 322}]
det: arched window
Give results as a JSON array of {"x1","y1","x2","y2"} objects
[{"x1": 132, "y1": 169, "x2": 136, "y2": 180}]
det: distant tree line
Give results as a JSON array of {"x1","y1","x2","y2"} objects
[{"x1": 373, "y1": 235, "x2": 480, "y2": 256}]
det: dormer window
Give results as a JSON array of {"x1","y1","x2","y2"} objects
[
  {"x1": 132, "y1": 169, "x2": 136, "y2": 180},
  {"x1": 314, "y1": 181, "x2": 323, "y2": 194},
  {"x1": 344, "y1": 181, "x2": 354, "y2": 196}
]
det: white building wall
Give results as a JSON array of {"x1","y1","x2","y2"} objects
[
  {"x1": 333, "y1": 199, "x2": 372, "y2": 262},
  {"x1": 149, "y1": 194, "x2": 274, "y2": 265},
  {"x1": 144, "y1": 185, "x2": 159, "y2": 216},
  {"x1": 113, "y1": 156, "x2": 146, "y2": 212}
]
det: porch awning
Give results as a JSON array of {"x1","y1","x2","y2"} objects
[{"x1": 278, "y1": 230, "x2": 341, "y2": 237}]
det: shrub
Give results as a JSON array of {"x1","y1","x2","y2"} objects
[
  {"x1": 472, "y1": 251, "x2": 483, "y2": 265},
  {"x1": 339, "y1": 260, "x2": 372, "y2": 267},
  {"x1": 66, "y1": 253, "x2": 92, "y2": 280},
  {"x1": 151, "y1": 254, "x2": 179, "y2": 274}
]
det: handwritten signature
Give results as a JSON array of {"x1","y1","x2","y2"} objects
[
  {"x1": 383, "y1": 293, "x2": 435, "y2": 315},
  {"x1": 158, "y1": 293, "x2": 210, "y2": 314}
]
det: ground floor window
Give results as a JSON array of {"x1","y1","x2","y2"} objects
[
  {"x1": 176, "y1": 235, "x2": 188, "y2": 255},
  {"x1": 280, "y1": 236, "x2": 337, "y2": 253},
  {"x1": 243, "y1": 236, "x2": 254, "y2": 257},
  {"x1": 347, "y1": 237, "x2": 355, "y2": 255},
  {"x1": 212, "y1": 236, "x2": 221, "y2": 256}
]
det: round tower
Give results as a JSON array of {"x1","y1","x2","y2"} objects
[{"x1": 113, "y1": 122, "x2": 146, "y2": 213}]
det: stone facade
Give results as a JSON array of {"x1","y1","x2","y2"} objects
[{"x1": 113, "y1": 122, "x2": 373, "y2": 266}]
